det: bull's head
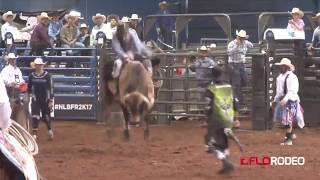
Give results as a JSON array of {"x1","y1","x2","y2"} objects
[
  {"x1": 19, "y1": 13, "x2": 38, "y2": 27},
  {"x1": 123, "y1": 91, "x2": 153, "y2": 124}
]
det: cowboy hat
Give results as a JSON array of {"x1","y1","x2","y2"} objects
[
  {"x1": 65, "y1": 11, "x2": 79, "y2": 20},
  {"x1": 275, "y1": 58, "x2": 295, "y2": 71},
  {"x1": 236, "y1": 29, "x2": 248, "y2": 38},
  {"x1": 30, "y1": 58, "x2": 46, "y2": 68},
  {"x1": 70, "y1": 10, "x2": 83, "y2": 19},
  {"x1": 2, "y1": 11, "x2": 16, "y2": 21},
  {"x1": 80, "y1": 23, "x2": 88, "y2": 29},
  {"x1": 5, "y1": 53, "x2": 18, "y2": 61},
  {"x1": 199, "y1": 45, "x2": 209, "y2": 51},
  {"x1": 131, "y1": 14, "x2": 141, "y2": 21},
  {"x1": 289, "y1": 7, "x2": 304, "y2": 17},
  {"x1": 121, "y1": 16, "x2": 130, "y2": 23},
  {"x1": 38, "y1": 12, "x2": 51, "y2": 20},
  {"x1": 159, "y1": 1, "x2": 169, "y2": 7},
  {"x1": 312, "y1": 12, "x2": 320, "y2": 20},
  {"x1": 92, "y1": 13, "x2": 106, "y2": 23}
]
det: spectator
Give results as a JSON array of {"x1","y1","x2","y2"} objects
[
  {"x1": 71, "y1": 10, "x2": 83, "y2": 37},
  {"x1": 30, "y1": 12, "x2": 53, "y2": 56},
  {"x1": 90, "y1": 13, "x2": 108, "y2": 47},
  {"x1": 287, "y1": 8, "x2": 305, "y2": 33},
  {"x1": 130, "y1": 14, "x2": 143, "y2": 40},
  {"x1": 60, "y1": 11, "x2": 84, "y2": 55},
  {"x1": 77, "y1": 23, "x2": 90, "y2": 47},
  {"x1": 227, "y1": 29, "x2": 253, "y2": 128},
  {"x1": 48, "y1": 13, "x2": 63, "y2": 46},
  {"x1": 28, "y1": 57, "x2": 54, "y2": 140},
  {"x1": 0, "y1": 53, "x2": 24, "y2": 100},
  {"x1": 189, "y1": 46, "x2": 217, "y2": 105},
  {"x1": 1, "y1": 11, "x2": 19, "y2": 41},
  {"x1": 156, "y1": 1, "x2": 175, "y2": 48},
  {"x1": 106, "y1": 14, "x2": 119, "y2": 40},
  {"x1": 310, "y1": 13, "x2": 320, "y2": 54}
]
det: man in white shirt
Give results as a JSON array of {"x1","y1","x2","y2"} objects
[
  {"x1": 0, "y1": 53, "x2": 24, "y2": 100},
  {"x1": 106, "y1": 15, "x2": 119, "y2": 40},
  {"x1": 90, "y1": 13, "x2": 108, "y2": 47},
  {"x1": 273, "y1": 58, "x2": 304, "y2": 146},
  {"x1": 1, "y1": 11, "x2": 20, "y2": 41},
  {"x1": 0, "y1": 75, "x2": 12, "y2": 130}
]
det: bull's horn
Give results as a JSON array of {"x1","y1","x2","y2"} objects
[
  {"x1": 123, "y1": 91, "x2": 153, "y2": 111},
  {"x1": 19, "y1": 12, "x2": 29, "y2": 21}
]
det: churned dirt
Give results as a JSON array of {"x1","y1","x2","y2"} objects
[{"x1": 34, "y1": 120, "x2": 320, "y2": 180}]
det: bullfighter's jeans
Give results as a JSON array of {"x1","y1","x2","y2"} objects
[{"x1": 228, "y1": 63, "x2": 247, "y2": 105}]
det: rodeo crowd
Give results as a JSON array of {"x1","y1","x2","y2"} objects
[{"x1": 0, "y1": 1, "x2": 311, "y2": 176}]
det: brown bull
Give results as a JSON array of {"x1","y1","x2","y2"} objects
[{"x1": 103, "y1": 59, "x2": 154, "y2": 140}]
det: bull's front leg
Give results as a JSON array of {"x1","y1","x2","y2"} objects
[
  {"x1": 121, "y1": 105, "x2": 130, "y2": 141},
  {"x1": 143, "y1": 115, "x2": 150, "y2": 140}
]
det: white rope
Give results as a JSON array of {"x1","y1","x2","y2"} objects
[{"x1": 8, "y1": 120, "x2": 38, "y2": 155}]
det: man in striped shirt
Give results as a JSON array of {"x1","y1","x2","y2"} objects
[{"x1": 227, "y1": 30, "x2": 253, "y2": 128}]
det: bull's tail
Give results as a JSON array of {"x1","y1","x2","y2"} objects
[{"x1": 123, "y1": 91, "x2": 154, "y2": 112}]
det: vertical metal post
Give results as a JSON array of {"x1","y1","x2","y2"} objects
[{"x1": 251, "y1": 53, "x2": 268, "y2": 130}]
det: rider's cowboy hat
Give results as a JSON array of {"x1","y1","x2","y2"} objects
[
  {"x1": 313, "y1": 12, "x2": 320, "y2": 20},
  {"x1": 30, "y1": 58, "x2": 46, "y2": 68},
  {"x1": 2, "y1": 11, "x2": 16, "y2": 21},
  {"x1": 275, "y1": 58, "x2": 295, "y2": 71},
  {"x1": 38, "y1": 12, "x2": 51, "y2": 20},
  {"x1": 121, "y1": 16, "x2": 130, "y2": 23},
  {"x1": 236, "y1": 29, "x2": 248, "y2": 38},
  {"x1": 5, "y1": 53, "x2": 18, "y2": 61},
  {"x1": 92, "y1": 13, "x2": 106, "y2": 23},
  {"x1": 289, "y1": 7, "x2": 304, "y2": 17},
  {"x1": 131, "y1": 14, "x2": 141, "y2": 21},
  {"x1": 159, "y1": 1, "x2": 169, "y2": 7}
]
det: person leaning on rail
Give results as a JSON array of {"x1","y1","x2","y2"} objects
[
  {"x1": 227, "y1": 29, "x2": 253, "y2": 128},
  {"x1": 189, "y1": 45, "x2": 217, "y2": 101}
]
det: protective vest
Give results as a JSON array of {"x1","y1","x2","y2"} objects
[{"x1": 208, "y1": 84, "x2": 234, "y2": 128}]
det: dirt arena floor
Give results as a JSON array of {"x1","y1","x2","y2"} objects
[{"x1": 34, "y1": 120, "x2": 320, "y2": 180}]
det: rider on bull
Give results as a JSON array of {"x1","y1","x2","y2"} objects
[
  {"x1": 27, "y1": 58, "x2": 54, "y2": 141},
  {"x1": 112, "y1": 16, "x2": 152, "y2": 78}
]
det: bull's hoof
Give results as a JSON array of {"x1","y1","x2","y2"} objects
[
  {"x1": 144, "y1": 130, "x2": 150, "y2": 140},
  {"x1": 123, "y1": 129, "x2": 130, "y2": 141}
]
